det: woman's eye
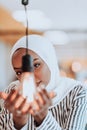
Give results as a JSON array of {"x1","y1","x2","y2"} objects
[
  {"x1": 16, "y1": 71, "x2": 22, "y2": 76},
  {"x1": 34, "y1": 63, "x2": 40, "y2": 69}
]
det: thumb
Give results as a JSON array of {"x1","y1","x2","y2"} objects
[
  {"x1": 0, "y1": 92, "x2": 8, "y2": 100},
  {"x1": 48, "y1": 91, "x2": 57, "y2": 99}
]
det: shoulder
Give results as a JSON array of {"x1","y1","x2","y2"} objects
[
  {"x1": 62, "y1": 77, "x2": 86, "y2": 99},
  {"x1": 61, "y1": 78, "x2": 86, "y2": 109},
  {"x1": 60, "y1": 76, "x2": 86, "y2": 91},
  {"x1": 51, "y1": 77, "x2": 86, "y2": 108},
  {"x1": 66, "y1": 77, "x2": 86, "y2": 97}
]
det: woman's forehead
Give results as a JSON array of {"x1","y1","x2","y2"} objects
[
  {"x1": 12, "y1": 48, "x2": 43, "y2": 62},
  {"x1": 13, "y1": 48, "x2": 38, "y2": 57}
]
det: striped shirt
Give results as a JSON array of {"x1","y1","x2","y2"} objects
[{"x1": 0, "y1": 82, "x2": 87, "y2": 130}]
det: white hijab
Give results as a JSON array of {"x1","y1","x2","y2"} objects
[{"x1": 10, "y1": 34, "x2": 82, "y2": 107}]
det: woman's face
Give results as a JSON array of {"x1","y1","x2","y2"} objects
[{"x1": 12, "y1": 48, "x2": 51, "y2": 87}]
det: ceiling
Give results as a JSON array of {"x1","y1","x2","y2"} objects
[
  {"x1": 0, "y1": 0, "x2": 87, "y2": 46},
  {"x1": 0, "y1": 0, "x2": 87, "y2": 31}
]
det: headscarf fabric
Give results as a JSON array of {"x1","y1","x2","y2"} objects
[
  {"x1": 10, "y1": 35, "x2": 60, "y2": 92},
  {"x1": 10, "y1": 34, "x2": 81, "y2": 107}
]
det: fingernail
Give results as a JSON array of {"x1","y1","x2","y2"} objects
[
  {"x1": 40, "y1": 84, "x2": 45, "y2": 89},
  {"x1": 49, "y1": 91, "x2": 57, "y2": 98},
  {"x1": 37, "y1": 87, "x2": 41, "y2": 92}
]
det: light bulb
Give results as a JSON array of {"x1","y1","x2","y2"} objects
[
  {"x1": 21, "y1": 53, "x2": 36, "y2": 102},
  {"x1": 21, "y1": 72, "x2": 36, "y2": 102}
]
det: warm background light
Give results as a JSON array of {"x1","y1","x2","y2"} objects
[
  {"x1": 12, "y1": 10, "x2": 52, "y2": 31},
  {"x1": 71, "y1": 61, "x2": 82, "y2": 73}
]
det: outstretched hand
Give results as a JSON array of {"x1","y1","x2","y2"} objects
[
  {"x1": 28, "y1": 87, "x2": 56, "y2": 126},
  {"x1": 0, "y1": 88, "x2": 56, "y2": 127},
  {"x1": 0, "y1": 90, "x2": 29, "y2": 129}
]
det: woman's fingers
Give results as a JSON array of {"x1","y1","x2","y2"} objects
[
  {"x1": 0, "y1": 90, "x2": 31, "y2": 116},
  {"x1": 9, "y1": 90, "x2": 18, "y2": 102},
  {"x1": 14, "y1": 96, "x2": 25, "y2": 109},
  {"x1": 0, "y1": 92, "x2": 8, "y2": 100},
  {"x1": 36, "y1": 88, "x2": 56, "y2": 105},
  {"x1": 16, "y1": 98, "x2": 28, "y2": 111},
  {"x1": 40, "y1": 88, "x2": 52, "y2": 106},
  {"x1": 6, "y1": 90, "x2": 17, "y2": 102},
  {"x1": 33, "y1": 96, "x2": 41, "y2": 111},
  {"x1": 4, "y1": 90, "x2": 18, "y2": 108},
  {"x1": 0, "y1": 88, "x2": 56, "y2": 117},
  {"x1": 48, "y1": 91, "x2": 57, "y2": 99},
  {"x1": 36, "y1": 90, "x2": 46, "y2": 105},
  {"x1": 30, "y1": 88, "x2": 53, "y2": 114}
]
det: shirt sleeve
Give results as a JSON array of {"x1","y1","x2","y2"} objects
[
  {"x1": 0, "y1": 81, "x2": 19, "y2": 130},
  {"x1": 66, "y1": 85, "x2": 87, "y2": 130},
  {"x1": 34, "y1": 85, "x2": 87, "y2": 130},
  {"x1": 34, "y1": 111, "x2": 61, "y2": 130},
  {"x1": 0, "y1": 107, "x2": 16, "y2": 130}
]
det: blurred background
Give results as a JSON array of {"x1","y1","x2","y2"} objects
[{"x1": 0, "y1": 0, "x2": 87, "y2": 91}]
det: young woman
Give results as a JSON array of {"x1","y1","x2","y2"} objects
[{"x1": 0, "y1": 34, "x2": 86, "y2": 130}]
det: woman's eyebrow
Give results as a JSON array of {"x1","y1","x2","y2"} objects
[
  {"x1": 33, "y1": 58, "x2": 39, "y2": 61},
  {"x1": 14, "y1": 67, "x2": 21, "y2": 70},
  {"x1": 14, "y1": 59, "x2": 39, "y2": 70}
]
